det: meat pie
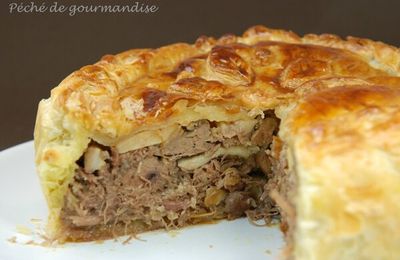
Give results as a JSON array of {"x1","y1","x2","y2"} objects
[{"x1": 34, "y1": 26, "x2": 400, "y2": 259}]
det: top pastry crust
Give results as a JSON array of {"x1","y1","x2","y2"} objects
[
  {"x1": 34, "y1": 25, "x2": 400, "y2": 237},
  {"x1": 40, "y1": 26, "x2": 400, "y2": 142}
]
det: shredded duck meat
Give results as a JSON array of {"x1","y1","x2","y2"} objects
[{"x1": 60, "y1": 112, "x2": 280, "y2": 241}]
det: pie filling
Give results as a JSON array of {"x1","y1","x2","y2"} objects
[{"x1": 60, "y1": 111, "x2": 290, "y2": 241}]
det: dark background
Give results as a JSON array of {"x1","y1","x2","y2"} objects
[{"x1": 1, "y1": 0, "x2": 400, "y2": 150}]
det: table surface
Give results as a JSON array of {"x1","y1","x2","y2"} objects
[{"x1": 1, "y1": 0, "x2": 400, "y2": 150}]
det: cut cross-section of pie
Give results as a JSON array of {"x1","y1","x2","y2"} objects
[{"x1": 34, "y1": 26, "x2": 400, "y2": 259}]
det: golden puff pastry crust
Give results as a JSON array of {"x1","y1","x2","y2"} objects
[
  {"x1": 276, "y1": 84, "x2": 400, "y2": 259},
  {"x1": 34, "y1": 25, "x2": 400, "y2": 257}
]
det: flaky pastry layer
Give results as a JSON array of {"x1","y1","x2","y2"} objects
[{"x1": 34, "y1": 25, "x2": 400, "y2": 258}]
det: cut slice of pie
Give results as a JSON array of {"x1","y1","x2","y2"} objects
[{"x1": 34, "y1": 26, "x2": 400, "y2": 259}]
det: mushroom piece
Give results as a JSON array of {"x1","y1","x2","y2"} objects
[
  {"x1": 251, "y1": 117, "x2": 278, "y2": 146},
  {"x1": 255, "y1": 150, "x2": 272, "y2": 175},
  {"x1": 84, "y1": 146, "x2": 110, "y2": 174},
  {"x1": 204, "y1": 187, "x2": 227, "y2": 208}
]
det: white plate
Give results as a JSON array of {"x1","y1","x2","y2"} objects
[{"x1": 0, "y1": 141, "x2": 284, "y2": 260}]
